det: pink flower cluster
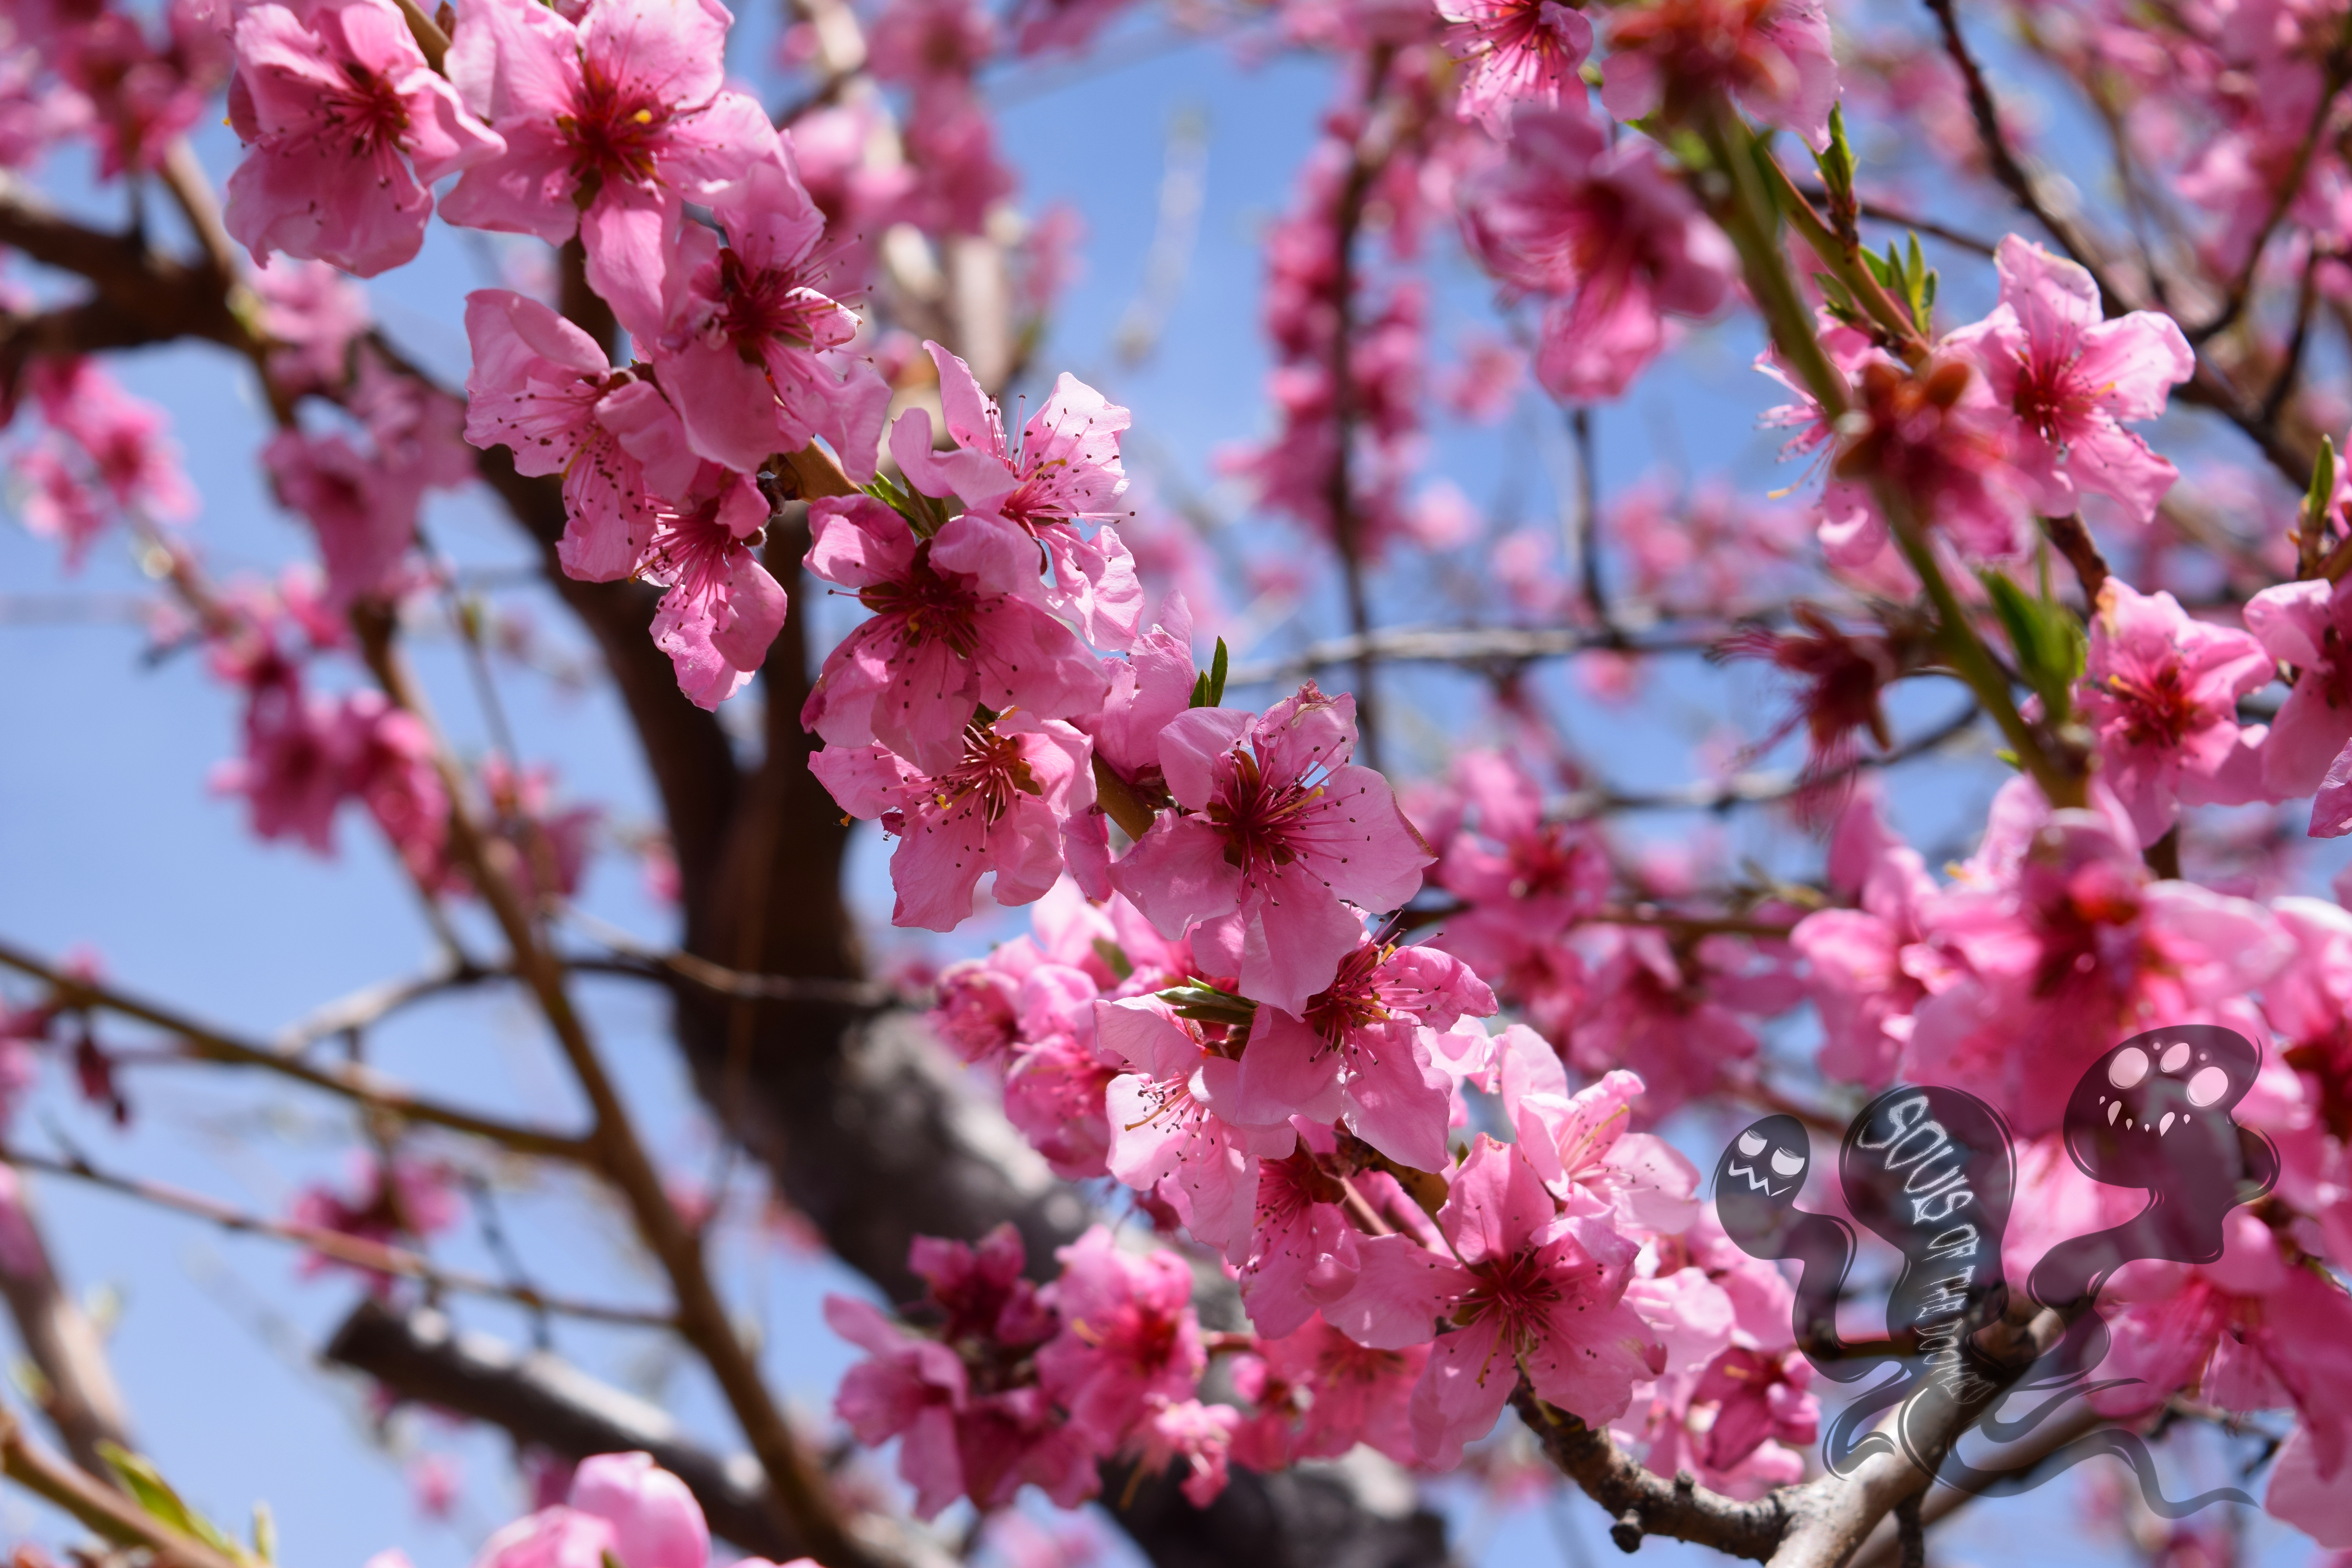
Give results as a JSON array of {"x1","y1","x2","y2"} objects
[
  {"x1": 800, "y1": 345, "x2": 1156, "y2": 927},
  {"x1": 1760, "y1": 236, "x2": 2194, "y2": 579},
  {"x1": 2, "y1": 0, "x2": 227, "y2": 177},
  {"x1": 4, "y1": 358, "x2": 196, "y2": 570},
  {"x1": 471, "y1": 1452, "x2": 809, "y2": 1568}
]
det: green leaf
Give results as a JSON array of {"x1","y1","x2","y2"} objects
[
  {"x1": 98, "y1": 1444, "x2": 248, "y2": 1564},
  {"x1": 252, "y1": 1503, "x2": 276, "y2": 1566},
  {"x1": 1156, "y1": 982, "x2": 1258, "y2": 1028},
  {"x1": 1092, "y1": 938, "x2": 1135, "y2": 982},
  {"x1": 1187, "y1": 638, "x2": 1230, "y2": 708},
  {"x1": 2308, "y1": 435, "x2": 2337, "y2": 530},
  {"x1": 1981, "y1": 569, "x2": 2085, "y2": 725},
  {"x1": 860, "y1": 471, "x2": 951, "y2": 539},
  {"x1": 1813, "y1": 103, "x2": 1856, "y2": 205}
]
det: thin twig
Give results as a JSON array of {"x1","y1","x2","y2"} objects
[
  {"x1": 4, "y1": 1146, "x2": 677, "y2": 1328},
  {"x1": 346, "y1": 607, "x2": 877, "y2": 1568},
  {"x1": 0, "y1": 1408, "x2": 245, "y2": 1568},
  {"x1": 0, "y1": 939, "x2": 592, "y2": 1158}
]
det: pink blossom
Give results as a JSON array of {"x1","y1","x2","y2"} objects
[
  {"x1": 474, "y1": 1454, "x2": 715, "y2": 1568},
  {"x1": 24, "y1": 358, "x2": 196, "y2": 548},
  {"x1": 1225, "y1": 938, "x2": 1495, "y2": 1172},
  {"x1": 2268, "y1": 1421, "x2": 2352, "y2": 1548},
  {"x1": 1098, "y1": 999, "x2": 1295, "y2": 1255},
  {"x1": 1229, "y1": 1314, "x2": 1428, "y2": 1468},
  {"x1": 462, "y1": 289, "x2": 698, "y2": 583},
  {"x1": 1036, "y1": 1225, "x2": 1205, "y2": 1448},
  {"x1": 1463, "y1": 103, "x2": 1735, "y2": 403},
  {"x1": 867, "y1": 0, "x2": 997, "y2": 88},
  {"x1": 441, "y1": 0, "x2": 779, "y2": 341},
  {"x1": 1496, "y1": 1050, "x2": 1700, "y2": 1232},
  {"x1": 1823, "y1": 358, "x2": 2030, "y2": 563},
  {"x1": 799, "y1": 494, "x2": 1109, "y2": 776},
  {"x1": 1790, "y1": 788, "x2": 1949, "y2": 1087},
  {"x1": 2085, "y1": 1219, "x2": 2352, "y2": 1483},
  {"x1": 1327, "y1": 1136, "x2": 1658, "y2": 1466},
  {"x1": 2078, "y1": 579, "x2": 2276, "y2": 845},
  {"x1": 1108, "y1": 684, "x2": 1432, "y2": 1014},
  {"x1": 2245, "y1": 573, "x2": 2352, "y2": 822},
  {"x1": 1131, "y1": 1398, "x2": 1238, "y2": 1506},
  {"x1": 263, "y1": 428, "x2": 422, "y2": 610},
  {"x1": 1440, "y1": 0, "x2": 1593, "y2": 134},
  {"x1": 1601, "y1": 0, "x2": 1838, "y2": 151},
  {"x1": 824, "y1": 1293, "x2": 971, "y2": 1519},
  {"x1": 657, "y1": 157, "x2": 889, "y2": 481},
  {"x1": 1944, "y1": 236, "x2": 2193, "y2": 523},
  {"x1": 812, "y1": 715, "x2": 1094, "y2": 931},
  {"x1": 225, "y1": 0, "x2": 502, "y2": 276},
  {"x1": 565, "y1": 1454, "x2": 707, "y2": 1568},
  {"x1": 1907, "y1": 777, "x2": 2290, "y2": 1133},
  {"x1": 250, "y1": 258, "x2": 372, "y2": 394},
  {"x1": 1432, "y1": 749, "x2": 1610, "y2": 973},
  {"x1": 1005, "y1": 1033, "x2": 1122, "y2": 1180},
  {"x1": 1567, "y1": 927, "x2": 1795, "y2": 1118},
  {"x1": 1235, "y1": 1147, "x2": 1364, "y2": 1338},
  {"x1": 636, "y1": 470, "x2": 789, "y2": 709},
  {"x1": 896, "y1": 343, "x2": 1141, "y2": 648}
]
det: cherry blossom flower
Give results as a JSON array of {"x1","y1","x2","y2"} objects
[
  {"x1": 288, "y1": 1151, "x2": 458, "y2": 1281},
  {"x1": 867, "y1": 0, "x2": 997, "y2": 89},
  {"x1": 441, "y1": 0, "x2": 780, "y2": 342},
  {"x1": 1440, "y1": 0, "x2": 1593, "y2": 134},
  {"x1": 1567, "y1": 927, "x2": 1798, "y2": 1118},
  {"x1": 1327, "y1": 1136, "x2": 1659, "y2": 1466},
  {"x1": 1235, "y1": 1146, "x2": 1365, "y2": 1337},
  {"x1": 811, "y1": 715, "x2": 1094, "y2": 930},
  {"x1": 1906, "y1": 777, "x2": 2290, "y2": 1133},
  {"x1": 462, "y1": 289, "x2": 699, "y2": 583},
  {"x1": 636, "y1": 470, "x2": 789, "y2": 709},
  {"x1": 824, "y1": 1292, "x2": 971, "y2": 1519},
  {"x1": 1224, "y1": 937, "x2": 1496, "y2": 1172},
  {"x1": 2245, "y1": 573, "x2": 2352, "y2": 820},
  {"x1": 1430, "y1": 750, "x2": 1610, "y2": 980},
  {"x1": 1944, "y1": 236, "x2": 2194, "y2": 524},
  {"x1": 1824, "y1": 358, "x2": 2030, "y2": 564},
  {"x1": 250, "y1": 258, "x2": 371, "y2": 394},
  {"x1": 1036, "y1": 1225, "x2": 1205, "y2": 1450},
  {"x1": 224, "y1": 0, "x2": 503, "y2": 276},
  {"x1": 2268, "y1": 1422, "x2": 2352, "y2": 1550},
  {"x1": 262, "y1": 428, "x2": 424, "y2": 610},
  {"x1": 800, "y1": 495, "x2": 1107, "y2": 775},
  {"x1": 1097, "y1": 998, "x2": 1296, "y2": 1255},
  {"x1": 657, "y1": 157, "x2": 889, "y2": 481},
  {"x1": 2085, "y1": 1216, "x2": 2352, "y2": 1484},
  {"x1": 2078, "y1": 579, "x2": 2276, "y2": 845},
  {"x1": 898, "y1": 341, "x2": 1142, "y2": 648},
  {"x1": 1131, "y1": 1398, "x2": 1238, "y2": 1506},
  {"x1": 1462, "y1": 103, "x2": 1736, "y2": 403},
  {"x1": 1601, "y1": 0, "x2": 1838, "y2": 151},
  {"x1": 1229, "y1": 1314, "x2": 1429, "y2": 1468},
  {"x1": 1108, "y1": 684, "x2": 1432, "y2": 1014},
  {"x1": 1789, "y1": 788, "x2": 1950, "y2": 1087},
  {"x1": 475, "y1": 1454, "x2": 711, "y2": 1568}
]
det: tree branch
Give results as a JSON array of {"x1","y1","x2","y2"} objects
[
  {"x1": 5, "y1": 1147, "x2": 677, "y2": 1329},
  {"x1": 0, "y1": 1409, "x2": 246, "y2": 1568},
  {"x1": 0, "y1": 1179, "x2": 133, "y2": 1477},
  {"x1": 0, "y1": 938, "x2": 592, "y2": 1159}
]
